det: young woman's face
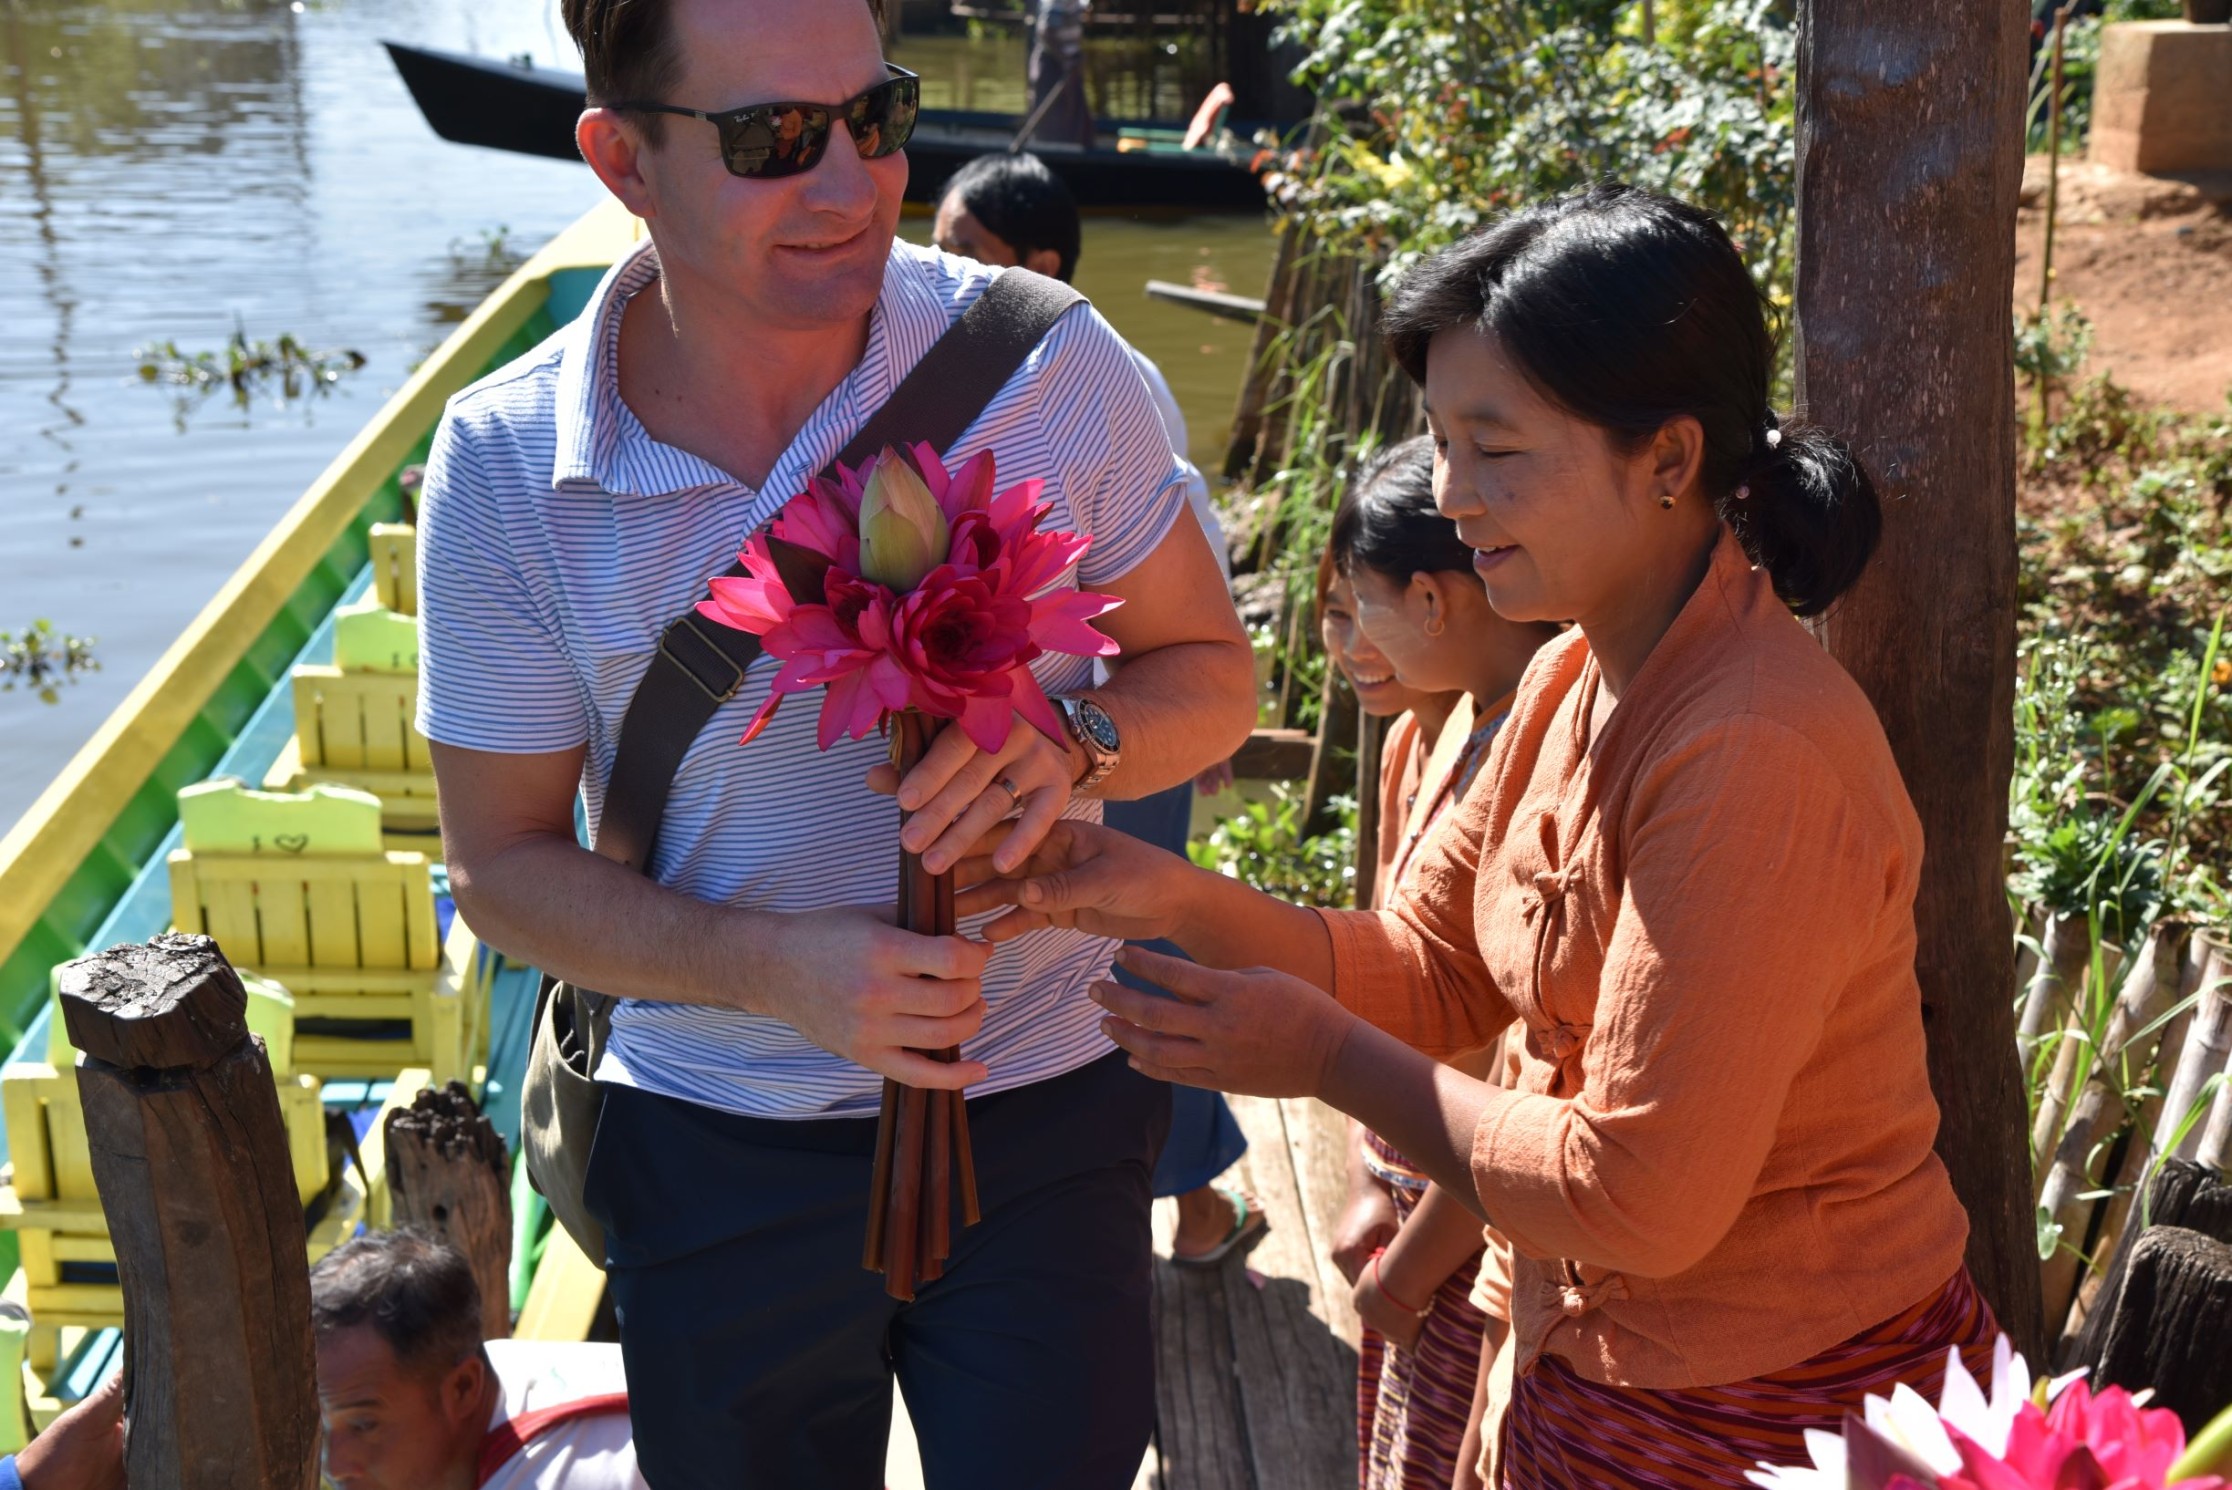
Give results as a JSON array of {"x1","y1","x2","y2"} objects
[
  {"x1": 1348, "y1": 563, "x2": 1471, "y2": 698},
  {"x1": 1319, "y1": 572, "x2": 1417, "y2": 718},
  {"x1": 1423, "y1": 327, "x2": 1663, "y2": 629}
]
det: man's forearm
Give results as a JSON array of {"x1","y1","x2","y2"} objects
[
  {"x1": 1085, "y1": 633, "x2": 1254, "y2": 799},
  {"x1": 450, "y1": 833, "x2": 782, "y2": 1011}
]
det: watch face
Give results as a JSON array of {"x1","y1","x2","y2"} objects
[{"x1": 1076, "y1": 700, "x2": 1121, "y2": 754}]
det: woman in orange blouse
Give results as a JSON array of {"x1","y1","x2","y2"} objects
[{"x1": 962, "y1": 182, "x2": 1991, "y2": 1486}]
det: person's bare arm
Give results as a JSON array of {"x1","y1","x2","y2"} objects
[
  {"x1": 1372, "y1": 1181, "x2": 1489, "y2": 1311},
  {"x1": 879, "y1": 506, "x2": 1257, "y2": 875},
  {"x1": 433, "y1": 740, "x2": 991, "y2": 1089}
]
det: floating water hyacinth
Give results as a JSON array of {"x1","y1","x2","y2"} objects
[
  {"x1": 1745, "y1": 1335, "x2": 2232, "y2": 1490},
  {"x1": 696, "y1": 442, "x2": 1120, "y2": 755},
  {"x1": 694, "y1": 442, "x2": 1121, "y2": 1300}
]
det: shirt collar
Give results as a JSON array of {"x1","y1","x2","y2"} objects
[{"x1": 548, "y1": 235, "x2": 962, "y2": 503}]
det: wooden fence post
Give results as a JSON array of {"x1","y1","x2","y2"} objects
[
  {"x1": 1794, "y1": 0, "x2": 2045, "y2": 1355},
  {"x1": 58, "y1": 932, "x2": 319, "y2": 1490},
  {"x1": 383, "y1": 1081, "x2": 514, "y2": 1342}
]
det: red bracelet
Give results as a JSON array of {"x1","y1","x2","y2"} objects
[{"x1": 1370, "y1": 1249, "x2": 1429, "y2": 1317}]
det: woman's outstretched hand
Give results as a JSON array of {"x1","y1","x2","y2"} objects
[
  {"x1": 1090, "y1": 946, "x2": 1358, "y2": 1099},
  {"x1": 953, "y1": 818, "x2": 1194, "y2": 945}
]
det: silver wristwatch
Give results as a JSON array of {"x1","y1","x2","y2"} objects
[{"x1": 1057, "y1": 695, "x2": 1122, "y2": 791}]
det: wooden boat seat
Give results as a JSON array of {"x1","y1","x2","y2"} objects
[
  {"x1": 0, "y1": 982, "x2": 429, "y2": 1350},
  {"x1": 263, "y1": 596, "x2": 440, "y2": 846},
  {"x1": 167, "y1": 780, "x2": 489, "y2": 1087},
  {"x1": 370, "y1": 521, "x2": 418, "y2": 616}
]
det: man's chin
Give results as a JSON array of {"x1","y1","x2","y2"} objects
[{"x1": 763, "y1": 226, "x2": 890, "y2": 309}]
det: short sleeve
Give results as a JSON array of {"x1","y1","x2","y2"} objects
[
  {"x1": 1035, "y1": 309, "x2": 1189, "y2": 587},
  {"x1": 414, "y1": 410, "x2": 591, "y2": 753}
]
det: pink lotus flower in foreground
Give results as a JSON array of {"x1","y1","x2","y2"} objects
[
  {"x1": 1747, "y1": 1337, "x2": 2228, "y2": 1490},
  {"x1": 696, "y1": 443, "x2": 1120, "y2": 753}
]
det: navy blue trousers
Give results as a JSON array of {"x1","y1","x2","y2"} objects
[{"x1": 582, "y1": 1052, "x2": 1171, "y2": 1489}]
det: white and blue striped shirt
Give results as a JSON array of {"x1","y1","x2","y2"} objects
[{"x1": 415, "y1": 238, "x2": 1187, "y2": 1119}]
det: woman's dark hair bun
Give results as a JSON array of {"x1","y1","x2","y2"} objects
[
  {"x1": 1381, "y1": 180, "x2": 1882, "y2": 617},
  {"x1": 1727, "y1": 419, "x2": 1880, "y2": 618}
]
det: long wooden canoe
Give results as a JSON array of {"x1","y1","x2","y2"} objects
[
  {"x1": 0, "y1": 203, "x2": 638, "y2": 1049},
  {"x1": 382, "y1": 40, "x2": 1270, "y2": 213},
  {"x1": 0, "y1": 209, "x2": 641, "y2": 1422}
]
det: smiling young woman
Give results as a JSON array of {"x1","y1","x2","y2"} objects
[{"x1": 960, "y1": 182, "x2": 1994, "y2": 1489}]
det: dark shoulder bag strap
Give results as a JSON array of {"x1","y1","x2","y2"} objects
[{"x1": 592, "y1": 268, "x2": 1087, "y2": 875}]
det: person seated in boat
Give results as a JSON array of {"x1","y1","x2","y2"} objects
[
  {"x1": 311, "y1": 1229, "x2": 641, "y2": 1490},
  {"x1": 932, "y1": 148, "x2": 1264, "y2": 1268},
  {"x1": 960, "y1": 182, "x2": 1997, "y2": 1490},
  {"x1": 0, "y1": 1367, "x2": 123, "y2": 1490},
  {"x1": 414, "y1": 0, "x2": 1255, "y2": 1484}
]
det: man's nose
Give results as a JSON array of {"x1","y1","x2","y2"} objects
[{"x1": 803, "y1": 120, "x2": 883, "y2": 212}]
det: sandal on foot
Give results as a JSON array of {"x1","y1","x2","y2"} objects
[{"x1": 1170, "y1": 1188, "x2": 1269, "y2": 1269}]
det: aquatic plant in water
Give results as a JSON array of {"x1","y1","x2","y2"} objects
[
  {"x1": 134, "y1": 327, "x2": 366, "y2": 428},
  {"x1": 1, "y1": 621, "x2": 100, "y2": 704}
]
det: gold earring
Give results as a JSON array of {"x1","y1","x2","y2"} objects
[
  {"x1": 1425, "y1": 616, "x2": 1446, "y2": 638},
  {"x1": 1658, "y1": 493, "x2": 1676, "y2": 510}
]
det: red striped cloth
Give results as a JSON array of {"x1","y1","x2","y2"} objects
[
  {"x1": 1358, "y1": 1133, "x2": 1492, "y2": 1490},
  {"x1": 1501, "y1": 1268, "x2": 1997, "y2": 1490}
]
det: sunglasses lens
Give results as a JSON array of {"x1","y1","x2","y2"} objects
[
  {"x1": 721, "y1": 104, "x2": 829, "y2": 179},
  {"x1": 711, "y1": 74, "x2": 915, "y2": 179},
  {"x1": 849, "y1": 76, "x2": 918, "y2": 160}
]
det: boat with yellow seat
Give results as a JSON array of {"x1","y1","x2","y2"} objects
[{"x1": 0, "y1": 201, "x2": 641, "y2": 1435}]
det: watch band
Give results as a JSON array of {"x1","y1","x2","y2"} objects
[{"x1": 1060, "y1": 695, "x2": 1120, "y2": 791}]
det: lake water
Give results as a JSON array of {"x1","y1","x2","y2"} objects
[{"x1": 0, "y1": 1, "x2": 1274, "y2": 834}]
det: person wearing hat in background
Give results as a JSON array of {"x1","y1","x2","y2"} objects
[{"x1": 934, "y1": 151, "x2": 1267, "y2": 1270}]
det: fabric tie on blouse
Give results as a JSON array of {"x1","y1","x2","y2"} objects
[{"x1": 1552, "y1": 1267, "x2": 1630, "y2": 1320}]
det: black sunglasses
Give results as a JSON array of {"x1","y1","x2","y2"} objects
[{"x1": 612, "y1": 66, "x2": 920, "y2": 181}]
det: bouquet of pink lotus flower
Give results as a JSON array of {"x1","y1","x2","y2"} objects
[
  {"x1": 697, "y1": 442, "x2": 1120, "y2": 1299},
  {"x1": 1747, "y1": 1335, "x2": 2232, "y2": 1490}
]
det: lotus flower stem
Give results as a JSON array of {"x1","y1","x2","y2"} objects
[
  {"x1": 863, "y1": 1077, "x2": 898, "y2": 1272},
  {"x1": 867, "y1": 711, "x2": 981, "y2": 1299}
]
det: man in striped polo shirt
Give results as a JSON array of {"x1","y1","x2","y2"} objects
[{"x1": 413, "y1": 0, "x2": 1255, "y2": 1483}]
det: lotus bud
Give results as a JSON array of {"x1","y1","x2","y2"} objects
[{"x1": 856, "y1": 446, "x2": 949, "y2": 592}]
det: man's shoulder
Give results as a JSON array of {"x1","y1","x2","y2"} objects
[
  {"x1": 439, "y1": 322, "x2": 574, "y2": 451},
  {"x1": 887, "y1": 240, "x2": 1135, "y2": 374}
]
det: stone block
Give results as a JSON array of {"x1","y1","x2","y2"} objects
[{"x1": 2090, "y1": 21, "x2": 2232, "y2": 176}]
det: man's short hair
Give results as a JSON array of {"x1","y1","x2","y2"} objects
[
  {"x1": 310, "y1": 1229, "x2": 484, "y2": 1377},
  {"x1": 563, "y1": 0, "x2": 886, "y2": 147},
  {"x1": 942, "y1": 153, "x2": 1082, "y2": 284}
]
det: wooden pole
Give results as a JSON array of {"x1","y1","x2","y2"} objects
[
  {"x1": 58, "y1": 932, "x2": 318, "y2": 1490},
  {"x1": 1795, "y1": 0, "x2": 2045, "y2": 1356},
  {"x1": 383, "y1": 1081, "x2": 514, "y2": 1343}
]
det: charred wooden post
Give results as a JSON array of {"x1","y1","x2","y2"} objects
[
  {"x1": 383, "y1": 1081, "x2": 514, "y2": 1342},
  {"x1": 2067, "y1": 1157, "x2": 2232, "y2": 1379},
  {"x1": 2090, "y1": 1226, "x2": 2232, "y2": 1435},
  {"x1": 1795, "y1": 0, "x2": 2045, "y2": 1355},
  {"x1": 58, "y1": 932, "x2": 318, "y2": 1490}
]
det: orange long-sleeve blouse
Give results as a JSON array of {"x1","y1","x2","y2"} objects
[{"x1": 1316, "y1": 531, "x2": 1971, "y2": 1389}]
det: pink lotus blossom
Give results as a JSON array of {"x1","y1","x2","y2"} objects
[
  {"x1": 696, "y1": 443, "x2": 1120, "y2": 754},
  {"x1": 1748, "y1": 1338, "x2": 2228, "y2": 1490}
]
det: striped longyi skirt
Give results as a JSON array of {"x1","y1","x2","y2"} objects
[{"x1": 1500, "y1": 1267, "x2": 1998, "y2": 1489}]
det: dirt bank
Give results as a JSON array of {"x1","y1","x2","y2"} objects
[{"x1": 2015, "y1": 157, "x2": 2232, "y2": 414}]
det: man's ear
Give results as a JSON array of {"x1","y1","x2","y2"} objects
[
  {"x1": 1022, "y1": 247, "x2": 1066, "y2": 280},
  {"x1": 441, "y1": 1351, "x2": 488, "y2": 1428},
  {"x1": 578, "y1": 108, "x2": 659, "y2": 221}
]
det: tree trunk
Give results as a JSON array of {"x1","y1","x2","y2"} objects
[
  {"x1": 2067, "y1": 1157, "x2": 2232, "y2": 1377},
  {"x1": 383, "y1": 1081, "x2": 514, "y2": 1342},
  {"x1": 58, "y1": 933, "x2": 319, "y2": 1490},
  {"x1": 1795, "y1": 0, "x2": 2043, "y2": 1356}
]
